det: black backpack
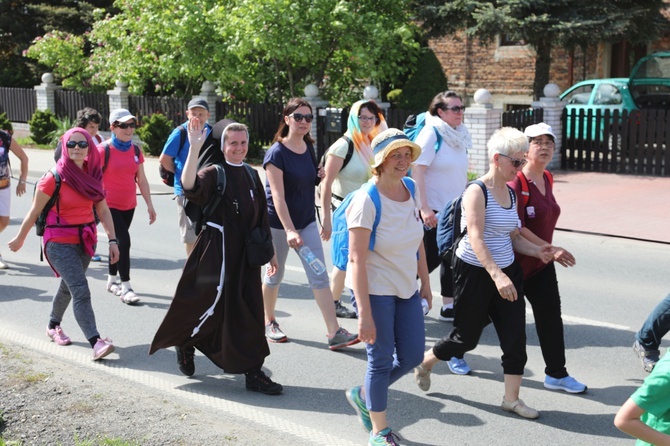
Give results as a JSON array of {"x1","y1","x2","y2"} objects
[
  {"x1": 34, "y1": 168, "x2": 61, "y2": 237},
  {"x1": 318, "y1": 135, "x2": 354, "y2": 172}
]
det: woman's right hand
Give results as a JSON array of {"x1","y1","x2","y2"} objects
[
  {"x1": 420, "y1": 208, "x2": 437, "y2": 229},
  {"x1": 7, "y1": 236, "x2": 24, "y2": 252},
  {"x1": 358, "y1": 315, "x2": 376, "y2": 345},
  {"x1": 186, "y1": 117, "x2": 205, "y2": 150},
  {"x1": 493, "y1": 271, "x2": 517, "y2": 301},
  {"x1": 286, "y1": 229, "x2": 302, "y2": 249},
  {"x1": 320, "y1": 219, "x2": 332, "y2": 241}
]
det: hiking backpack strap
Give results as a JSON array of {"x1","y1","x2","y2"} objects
[
  {"x1": 340, "y1": 135, "x2": 355, "y2": 170},
  {"x1": 202, "y1": 164, "x2": 227, "y2": 219},
  {"x1": 517, "y1": 170, "x2": 553, "y2": 209}
]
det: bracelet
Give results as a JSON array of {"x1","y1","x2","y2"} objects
[
  {"x1": 109, "y1": 239, "x2": 118, "y2": 245},
  {"x1": 19, "y1": 180, "x2": 26, "y2": 184}
]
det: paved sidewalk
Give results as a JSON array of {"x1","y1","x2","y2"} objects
[{"x1": 15, "y1": 148, "x2": 670, "y2": 243}]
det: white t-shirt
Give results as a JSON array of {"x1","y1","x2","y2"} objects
[
  {"x1": 328, "y1": 138, "x2": 371, "y2": 202},
  {"x1": 344, "y1": 182, "x2": 424, "y2": 298},
  {"x1": 413, "y1": 125, "x2": 469, "y2": 211}
]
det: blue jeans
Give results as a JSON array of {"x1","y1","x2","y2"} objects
[
  {"x1": 636, "y1": 292, "x2": 670, "y2": 351},
  {"x1": 363, "y1": 292, "x2": 425, "y2": 412}
]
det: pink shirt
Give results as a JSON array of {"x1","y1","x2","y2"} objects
[
  {"x1": 39, "y1": 173, "x2": 96, "y2": 245},
  {"x1": 98, "y1": 143, "x2": 144, "y2": 211}
]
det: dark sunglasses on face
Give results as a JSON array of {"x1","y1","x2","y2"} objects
[
  {"x1": 498, "y1": 153, "x2": 527, "y2": 168},
  {"x1": 115, "y1": 122, "x2": 137, "y2": 129},
  {"x1": 288, "y1": 113, "x2": 314, "y2": 123},
  {"x1": 444, "y1": 105, "x2": 466, "y2": 113},
  {"x1": 66, "y1": 140, "x2": 89, "y2": 149}
]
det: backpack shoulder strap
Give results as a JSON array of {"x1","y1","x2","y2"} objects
[
  {"x1": 360, "y1": 181, "x2": 383, "y2": 251},
  {"x1": 0, "y1": 131, "x2": 10, "y2": 158},
  {"x1": 432, "y1": 127, "x2": 442, "y2": 152},
  {"x1": 471, "y1": 179, "x2": 488, "y2": 208},
  {"x1": 340, "y1": 135, "x2": 355, "y2": 169},
  {"x1": 544, "y1": 169, "x2": 554, "y2": 187},
  {"x1": 516, "y1": 171, "x2": 530, "y2": 209},
  {"x1": 179, "y1": 125, "x2": 187, "y2": 150},
  {"x1": 202, "y1": 164, "x2": 226, "y2": 219},
  {"x1": 134, "y1": 143, "x2": 141, "y2": 158},
  {"x1": 103, "y1": 142, "x2": 111, "y2": 172}
]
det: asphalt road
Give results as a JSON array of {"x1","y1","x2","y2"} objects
[{"x1": 1, "y1": 149, "x2": 669, "y2": 445}]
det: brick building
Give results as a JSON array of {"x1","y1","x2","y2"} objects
[{"x1": 430, "y1": 31, "x2": 670, "y2": 110}]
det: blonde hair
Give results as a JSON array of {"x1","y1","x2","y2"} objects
[{"x1": 487, "y1": 127, "x2": 528, "y2": 162}]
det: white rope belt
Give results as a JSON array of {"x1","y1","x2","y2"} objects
[{"x1": 191, "y1": 221, "x2": 225, "y2": 337}]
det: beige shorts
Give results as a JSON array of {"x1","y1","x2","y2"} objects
[{"x1": 176, "y1": 195, "x2": 197, "y2": 244}]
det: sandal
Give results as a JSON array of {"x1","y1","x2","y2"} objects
[
  {"x1": 107, "y1": 282, "x2": 122, "y2": 296},
  {"x1": 120, "y1": 289, "x2": 140, "y2": 304}
]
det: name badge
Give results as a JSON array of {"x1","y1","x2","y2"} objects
[
  {"x1": 526, "y1": 206, "x2": 536, "y2": 218},
  {"x1": 134, "y1": 155, "x2": 140, "y2": 164}
]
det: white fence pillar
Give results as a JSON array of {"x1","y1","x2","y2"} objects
[
  {"x1": 531, "y1": 83, "x2": 566, "y2": 170},
  {"x1": 34, "y1": 73, "x2": 60, "y2": 113},
  {"x1": 303, "y1": 83, "x2": 329, "y2": 144},
  {"x1": 107, "y1": 80, "x2": 130, "y2": 112},
  {"x1": 196, "y1": 81, "x2": 219, "y2": 126},
  {"x1": 465, "y1": 89, "x2": 502, "y2": 175}
]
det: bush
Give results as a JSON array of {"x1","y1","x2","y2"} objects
[
  {"x1": 47, "y1": 116, "x2": 75, "y2": 146},
  {"x1": 398, "y1": 48, "x2": 449, "y2": 111},
  {"x1": 0, "y1": 112, "x2": 12, "y2": 133},
  {"x1": 28, "y1": 110, "x2": 58, "y2": 145},
  {"x1": 386, "y1": 89, "x2": 402, "y2": 106},
  {"x1": 136, "y1": 113, "x2": 174, "y2": 156}
]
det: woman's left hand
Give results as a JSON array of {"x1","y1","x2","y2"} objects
[
  {"x1": 109, "y1": 244, "x2": 120, "y2": 264},
  {"x1": 358, "y1": 315, "x2": 376, "y2": 345},
  {"x1": 267, "y1": 254, "x2": 278, "y2": 277},
  {"x1": 15, "y1": 181, "x2": 26, "y2": 197},
  {"x1": 317, "y1": 166, "x2": 326, "y2": 179},
  {"x1": 552, "y1": 247, "x2": 576, "y2": 267},
  {"x1": 147, "y1": 205, "x2": 157, "y2": 225},
  {"x1": 320, "y1": 220, "x2": 332, "y2": 241},
  {"x1": 536, "y1": 244, "x2": 554, "y2": 263}
]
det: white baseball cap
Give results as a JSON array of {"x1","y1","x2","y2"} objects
[{"x1": 524, "y1": 122, "x2": 556, "y2": 139}]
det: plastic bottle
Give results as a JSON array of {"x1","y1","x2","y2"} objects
[
  {"x1": 421, "y1": 298, "x2": 430, "y2": 315},
  {"x1": 296, "y1": 245, "x2": 327, "y2": 275}
]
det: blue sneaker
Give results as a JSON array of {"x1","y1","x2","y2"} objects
[
  {"x1": 544, "y1": 375, "x2": 587, "y2": 394},
  {"x1": 345, "y1": 386, "x2": 372, "y2": 432},
  {"x1": 91, "y1": 254, "x2": 102, "y2": 262},
  {"x1": 369, "y1": 428, "x2": 401, "y2": 446},
  {"x1": 447, "y1": 357, "x2": 471, "y2": 375}
]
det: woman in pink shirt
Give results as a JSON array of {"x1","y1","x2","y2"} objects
[{"x1": 101, "y1": 109, "x2": 156, "y2": 304}]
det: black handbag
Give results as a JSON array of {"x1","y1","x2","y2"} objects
[{"x1": 246, "y1": 226, "x2": 274, "y2": 267}]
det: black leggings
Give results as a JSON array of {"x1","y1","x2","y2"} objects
[{"x1": 108, "y1": 208, "x2": 135, "y2": 282}]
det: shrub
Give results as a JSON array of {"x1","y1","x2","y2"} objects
[
  {"x1": 136, "y1": 113, "x2": 174, "y2": 156},
  {"x1": 0, "y1": 112, "x2": 13, "y2": 133},
  {"x1": 28, "y1": 110, "x2": 58, "y2": 145},
  {"x1": 398, "y1": 48, "x2": 449, "y2": 111},
  {"x1": 387, "y1": 89, "x2": 402, "y2": 106},
  {"x1": 47, "y1": 116, "x2": 75, "y2": 146}
]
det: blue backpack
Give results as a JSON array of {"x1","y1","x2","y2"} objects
[
  {"x1": 403, "y1": 112, "x2": 442, "y2": 152},
  {"x1": 436, "y1": 180, "x2": 487, "y2": 261},
  {"x1": 331, "y1": 177, "x2": 416, "y2": 271}
]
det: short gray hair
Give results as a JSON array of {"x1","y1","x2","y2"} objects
[{"x1": 487, "y1": 127, "x2": 528, "y2": 162}]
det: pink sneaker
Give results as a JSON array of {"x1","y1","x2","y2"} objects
[
  {"x1": 46, "y1": 325, "x2": 72, "y2": 346},
  {"x1": 92, "y1": 337, "x2": 115, "y2": 361}
]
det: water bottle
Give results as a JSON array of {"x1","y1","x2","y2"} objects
[
  {"x1": 421, "y1": 298, "x2": 430, "y2": 316},
  {"x1": 296, "y1": 245, "x2": 327, "y2": 275}
]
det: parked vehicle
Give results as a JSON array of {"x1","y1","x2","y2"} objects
[{"x1": 561, "y1": 52, "x2": 670, "y2": 146}]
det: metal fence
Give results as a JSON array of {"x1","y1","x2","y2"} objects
[
  {"x1": 561, "y1": 108, "x2": 669, "y2": 176},
  {"x1": 0, "y1": 87, "x2": 36, "y2": 122},
  {"x1": 216, "y1": 101, "x2": 284, "y2": 148},
  {"x1": 55, "y1": 90, "x2": 110, "y2": 130},
  {"x1": 129, "y1": 96, "x2": 191, "y2": 130},
  {"x1": 501, "y1": 107, "x2": 544, "y2": 130}
]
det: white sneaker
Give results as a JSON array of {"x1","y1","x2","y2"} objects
[{"x1": 0, "y1": 255, "x2": 8, "y2": 270}]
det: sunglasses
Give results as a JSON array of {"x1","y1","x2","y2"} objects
[
  {"x1": 444, "y1": 105, "x2": 466, "y2": 113},
  {"x1": 114, "y1": 122, "x2": 137, "y2": 129},
  {"x1": 358, "y1": 115, "x2": 377, "y2": 123},
  {"x1": 288, "y1": 113, "x2": 314, "y2": 123},
  {"x1": 498, "y1": 153, "x2": 527, "y2": 168},
  {"x1": 66, "y1": 140, "x2": 89, "y2": 149}
]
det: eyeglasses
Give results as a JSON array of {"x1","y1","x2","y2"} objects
[
  {"x1": 530, "y1": 139, "x2": 555, "y2": 148},
  {"x1": 358, "y1": 115, "x2": 376, "y2": 123},
  {"x1": 66, "y1": 140, "x2": 89, "y2": 149},
  {"x1": 288, "y1": 113, "x2": 314, "y2": 123},
  {"x1": 388, "y1": 151, "x2": 413, "y2": 161},
  {"x1": 498, "y1": 153, "x2": 527, "y2": 168},
  {"x1": 114, "y1": 122, "x2": 137, "y2": 129},
  {"x1": 443, "y1": 105, "x2": 466, "y2": 113}
]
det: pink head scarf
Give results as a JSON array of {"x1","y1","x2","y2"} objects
[{"x1": 57, "y1": 128, "x2": 105, "y2": 202}]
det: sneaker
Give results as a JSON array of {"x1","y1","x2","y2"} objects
[
  {"x1": 176, "y1": 346, "x2": 195, "y2": 377},
  {"x1": 369, "y1": 428, "x2": 402, "y2": 446},
  {"x1": 0, "y1": 255, "x2": 8, "y2": 270},
  {"x1": 265, "y1": 320, "x2": 288, "y2": 343},
  {"x1": 414, "y1": 365, "x2": 431, "y2": 391},
  {"x1": 245, "y1": 369, "x2": 283, "y2": 395},
  {"x1": 501, "y1": 398, "x2": 539, "y2": 419},
  {"x1": 328, "y1": 327, "x2": 360, "y2": 350},
  {"x1": 91, "y1": 254, "x2": 102, "y2": 262},
  {"x1": 346, "y1": 386, "x2": 372, "y2": 432},
  {"x1": 447, "y1": 357, "x2": 471, "y2": 375},
  {"x1": 45, "y1": 325, "x2": 71, "y2": 346},
  {"x1": 92, "y1": 338, "x2": 115, "y2": 361},
  {"x1": 633, "y1": 340, "x2": 660, "y2": 373},
  {"x1": 544, "y1": 375, "x2": 587, "y2": 394},
  {"x1": 335, "y1": 300, "x2": 357, "y2": 319},
  {"x1": 438, "y1": 306, "x2": 454, "y2": 322}
]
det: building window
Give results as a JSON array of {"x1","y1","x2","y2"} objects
[{"x1": 500, "y1": 34, "x2": 527, "y2": 47}]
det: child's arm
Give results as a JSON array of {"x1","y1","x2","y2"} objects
[{"x1": 614, "y1": 398, "x2": 670, "y2": 446}]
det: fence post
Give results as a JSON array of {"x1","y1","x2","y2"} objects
[
  {"x1": 34, "y1": 73, "x2": 60, "y2": 114},
  {"x1": 303, "y1": 83, "x2": 329, "y2": 148},
  {"x1": 107, "y1": 80, "x2": 130, "y2": 113},
  {"x1": 196, "y1": 81, "x2": 218, "y2": 126},
  {"x1": 531, "y1": 83, "x2": 565, "y2": 170},
  {"x1": 465, "y1": 88, "x2": 502, "y2": 175}
]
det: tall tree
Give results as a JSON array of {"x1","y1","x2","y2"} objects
[{"x1": 414, "y1": 0, "x2": 670, "y2": 99}]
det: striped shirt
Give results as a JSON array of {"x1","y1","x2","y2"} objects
[{"x1": 456, "y1": 185, "x2": 519, "y2": 268}]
